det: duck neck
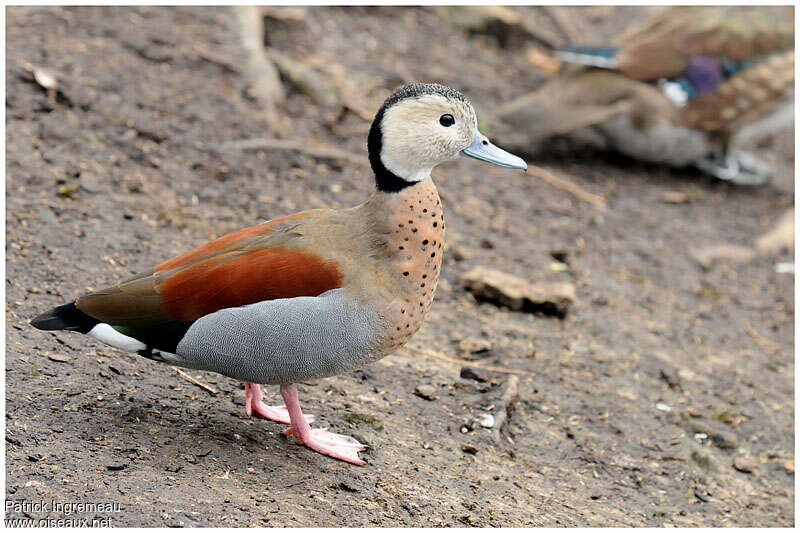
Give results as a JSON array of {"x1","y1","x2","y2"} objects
[
  {"x1": 368, "y1": 106, "x2": 420, "y2": 193},
  {"x1": 363, "y1": 178, "x2": 445, "y2": 293}
]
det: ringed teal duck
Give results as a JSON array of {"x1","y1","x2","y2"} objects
[
  {"x1": 31, "y1": 83, "x2": 527, "y2": 465},
  {"x1": 487, "y1": 6, "x2": 794, "y2": 185}
]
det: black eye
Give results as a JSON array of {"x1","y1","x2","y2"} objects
[{"x1": 439, "y1": 114, "x2": 455, "y2": 127}]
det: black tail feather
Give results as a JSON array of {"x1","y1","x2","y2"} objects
[{"x1": 30, "y1": 301, "x2": 99, "y2": 334}]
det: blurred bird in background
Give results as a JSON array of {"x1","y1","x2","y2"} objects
[{"x1": 486, "y1": 6, "x2": 794, "y2": 185}]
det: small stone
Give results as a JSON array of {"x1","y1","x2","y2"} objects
[
  {"x1": 694, "y1": 489, "x2": 711, "y2": 503},
  {"x1": 460, "y1": 266, "x2": 575, "y2": 318},
  {"x1": 732, "y1": 456, "x2": 757, "y2": 473},
  {"x1": 46, "y1": 353, "x2": 72, "y2": 363},
  {"x1": 413, "y1": 384, "x2": 438, "y2": 401},
  {"x1": 782, "y1": 460, "x2": 794, "y2": 473},
  {"x1": 461, "y1": 444, "x2": 478, "y2": 455},
  {"x1": 337, "y1": 481, "x2": 358, "y2": 493},
  {"x1": 106, "y1": 462, "x2": 127, "y2": 471},
  {"x1": 661, "y1": 191, "x2": 689, "y2": 204},
  {"x1": 477, "y1": 413, "x2": 495, "y2": 428},
  {"x1": 458, "y1": 337, "x2": 491, "y2": 356},
  {"x1": 709, "y1": 429, "x2": 739, "y2": 450},
  {"x1": 685, "y1": 406, "x2": 703, "y2": 418},
  {"x1": 460, "y1": 366, "x2": 488, "y2": 383},
  {"x1": 656, "y1": 403, "x2": 671, "y2": 412},
  {"x1": 689, "y1": 445, "x2": 715, "y2": 471}
]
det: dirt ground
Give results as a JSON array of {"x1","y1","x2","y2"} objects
[{"x1": 5, "y1": 6, "x2": 794, "y2": 527}]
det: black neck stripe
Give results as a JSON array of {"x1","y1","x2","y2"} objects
[{"x1": 368, "y1": 105, "x2": 411, "y2": 193}]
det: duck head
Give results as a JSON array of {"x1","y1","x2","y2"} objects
[{"x1": 368, "y1": 83, "x2": 527, "y2": 192}]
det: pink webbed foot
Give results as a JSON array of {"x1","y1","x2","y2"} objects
[
  {"x1": 244, "y1": 382, "x2": 314, "y2": 425},
  {"x1": 280, "y1": 384, "x2": 366, "y2": 466},
  {"x1": 283, "y1": 427, "x2": 367, "y2": 466}
]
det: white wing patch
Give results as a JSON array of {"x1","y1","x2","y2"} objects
[{"x1": 88, "y1": 323, "x2": 147, "y2": 352}]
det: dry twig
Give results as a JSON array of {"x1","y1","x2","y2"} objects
[
  {"x1": 221, "y1": 137, "x2": 367, "y2": 166},
  {"x1": 492, "y1": 375, "x2": 520, "y2": 444},
  {"x1": 745, "y1": 322, "x2": 782, "y2": 354},
  {"x1": 404, "y1": 345, "x2": 536, "y2": 377},
  {"x1": 174, "y1": 367, "x2": 219, "y2": 395},
  {"x1": 528, "y1": 164, "x2": 607, "y2": 210}
]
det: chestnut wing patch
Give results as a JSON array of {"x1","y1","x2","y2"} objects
[{"x1": 74, "y1": 211, "x2": 342, "y2": 353}]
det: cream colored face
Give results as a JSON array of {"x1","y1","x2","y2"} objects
[{"x1": 379, "y1": 94, "x2": 478, "y2": 182}]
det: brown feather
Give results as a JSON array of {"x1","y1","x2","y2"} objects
[
  {"x1": 680, "y1": 51, "x2": 795, "y2": 135},
  {"x1": 158, "y1": 247, "x2": 343, "y2": 322},
  {"x1": 156, "y1": 211, "x2": 314, "y2": 271},
  {"x1": 74, "y1": 210, "x2": 342, "y2": 326},
  {"x1": 617, "y1": 6, "x2": 794, "y2": 81}
]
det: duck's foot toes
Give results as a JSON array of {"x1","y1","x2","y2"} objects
[
  {"x1": 244, "y1": 382, "x2": 313, "y2": 425},
  {"x1": 284, "y1": 427, "x2": 366, "y2": 465},
  {"x1": 250, "y1": 403, "x2": 314, "y2": 425},
  {"x1": 694, "y1": 149, "x2": 772, "y2": 186}
]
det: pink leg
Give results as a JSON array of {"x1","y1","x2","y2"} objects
[
  {"x1": 244, "y1": 382, "x2": 313, "y2": 425},
  {"x1": 280, "y1": 384, "x2": 366, "y2": 466}
]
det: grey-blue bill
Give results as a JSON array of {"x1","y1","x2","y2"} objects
[{"x1": 461, "y1": 131, "x2": 527, "y2": 170}]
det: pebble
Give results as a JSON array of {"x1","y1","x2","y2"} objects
[
  {"x1": 461, "y1": 444, "x2": 478, "y2": 455},
  {"x1": 694, "y1": 489, "x2": 711, "y2": 503},
  {"x1": 413, "y1": 384, "x2": 438, "y2": 401},
  {"x1": 46, "y1": 353, "x2": 72, "y2": 363},
  {"x1": 661, "y1": 191, "x2": 689, "y2": 204},
  {"x1": 460, "y1": 266, "x2": 575, "y2": 317},
  {"x1": 477, "y1": 413, "x2": 495, "y2": 428},
  {"x1": 710, "y1": 429, "x2": 739, "y2": 450},
  {"x1": 106, "y1": 462, "x2": 127, "y2": 471},
  {"x1": 656, "y1": 403, "x2": 671, "y2": 412},
  {"x1": 460, "y1": 366, "x2": 488, "y2": 383},
  {"x1": 732, "y1": 456, "x2": 757, "y2": 473},
  {"x1": 458, "y1": 337, "x2": 491, "y2": 355}
]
